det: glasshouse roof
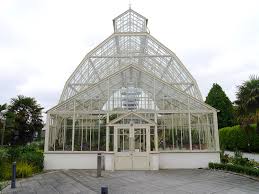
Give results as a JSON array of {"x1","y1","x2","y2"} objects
[{"x1": 49, "y1": 8, "x2": 216, "y2": 113}]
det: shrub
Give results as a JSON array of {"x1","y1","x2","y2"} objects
[
  {"x1": 209, "y1": 162, "x2": 259, "y2": 177},
  {"x1": 29, "y1": 141, "x2": 44, "y2": 151},
  {"x1": 0, "y1": 142, "x2": 44, "y2": 181},
  {"x1": 219, "y1": 124, "x2": 259, "y2": 153},
  {"x1": 20, "y1": 151, "x2": 44, "y2": 172},
  {"x1": 0, "y1": 162, "x2": 12, "y2": 180},
  {"x1": 16, "y1": 161, "x2": 33, "y2": 178},
  {"x1": 0, "y1": 148, "x2": 9, "y2": 161},
  {"x1": 0, "y1": 148, "x2": 9, "y2": 181},
  {"x1": 221, "y1": 150, "x2": 254, "y2": 167},
  {"x1": 6, "y1": 146, "x2": 23, "y2": 161},
  {"x1": 4, "y1": 143, "x2": 44, "y2": 173},
  {"x1": 232, "y1": 150, "x2": 251, "y2": 166},
  {"x1": 22, "y1": 143, "x2": 40, "y2": 152},
  {"x1": 248, "y1": 159, "x2": 259, "y2": 167},
  {"x1": 220, "y1": 153, "x2": 230, "y2": 164}
]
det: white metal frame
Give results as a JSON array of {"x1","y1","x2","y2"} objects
[
  {"x1": 44, "y1": 8, "x2": 220, "y2": 162},
  {"x1": 114, "y1": 124, "x2": 151, "y2": 170}
]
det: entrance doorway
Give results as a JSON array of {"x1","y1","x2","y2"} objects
[{"x1": 114, "y1": 125, "x2": 150, "y2": 170}]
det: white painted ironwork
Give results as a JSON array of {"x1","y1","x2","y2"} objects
[{"x1": 45, "y1": 8, "x2": 219, "y2": 161}]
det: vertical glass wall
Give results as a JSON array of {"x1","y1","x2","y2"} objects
[
  {"x1": 48, "y1": 114, "x2": 106, "y2": 151},
  {"x1": 48, "y1": 112, "x2": 217, "y2": 152},
  {"x1": 157, "y1": 113, "x2": 216, "y2": 151}
]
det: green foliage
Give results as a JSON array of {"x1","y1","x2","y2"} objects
[
  {"x1": 236, "y1": 75, "x2": 259, "y2": 115},
  {"x1": 0, "y1": 161, "x2": 12, "y2": 181},
  {"x1": 0, "y1": 104, "x2": 7, "y2": 112},
  {"x1": 6, "y1": 146, "x2": 23, "y2": 161},
  {"x1": 248, "y1": 159, "x2": 259, "y2": 167},
  {"x1": 0, "y1": 148, "x2": 9, "y2": 181},
  {"x1": 235, "y1": 75, "x2": 259, "y2": 133},
  {"x1": 220, "y1": 150, "x2": 229, "y2": 164},
  {"x1": 0, "y1": 103, "x2": 7, "y2": 124},
  {"x1": 30, "y1": 141, "x2": 44, "y2": 151},
  {"x1": 0, "y1": 143, "x2": 44, "y2": 181},
  {"x1": 0, "y1": 104, "x2": 7, "y2": 146},
  {"x1": 16, "y1": 161, "x2": 33, "y2": 178},
  {"x1": 209, "y1": 162, "x2": 259, "y2": 177},
  {"x1": 219, "y1": 124, "x2": 259, "y2": 153},
  {"x1": 6, "y1": 144, "x2": 44, "y2": 171},
  {"x1": 220, "y1": 150, "x2": 253, "y2": 167},
  {"x1": 0, "y1": 164, "x2": 5, "y2": 180},
  {"x1": 0, "y1": 148, "x2": 9, "y2": 161},
  {"x1": 232, "y1": 151, "x2": 252, "y2": 166},
  {"x1": 2, "y1": 112, "x2": 14, "y2": 145},
  {"x1": 20, "y1": 151, "x2": 44, "y2": 172},
  {"x1": 1, "y1": 163, "x2": 12, "y2": 180},
  {"x1": 205, "y1": 83, "x2": 235, "y2": 128},
  {"x1": 6, "y1": 95, "x2": 44, "y2": 145}
]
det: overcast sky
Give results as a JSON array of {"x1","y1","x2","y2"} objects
[{"x1": 0, "y1": 0, "x2": 258, "y2": 113}]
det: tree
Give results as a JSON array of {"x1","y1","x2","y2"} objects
[
  {"x1": 0, "y1": 104, "x2": 7, "y2": 112},
  {"x1": 235, "y1": 75, "x2": 259, "y2": 133},
  {"x1": 205, "y1": 83, "x2": 235, "y2": 129},
  {"x1": 6, "y1": 95, "x2": 44, "y2": 145},
  {"x1": 0, "y1": 104, "x2": 7, "y2": 145}
]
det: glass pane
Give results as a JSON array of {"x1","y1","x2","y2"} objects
[
  {"x1": 134, "y1": 128, "x2": 146, "y2": 152},
  {"x1": 64, "y1": 119, "x2": 72, "y2": 151},
  {"x1": 150, "y1": 126, "x2": 155, "y2": 151},
  {"x1": 74, "y1": 120, "x2": 82, "y2": 151},
  {"x1": 109, "y1": 127, "x2": 114, "y2": 151},
  {"x1": 82, "y1": 126, "x2": 90, "y2": 151},
  {"x1": 158, "y1": 126, "x2": 164, "y2": 150},
  {"x1": 117, "y1": 128, "x2": 130, "y2": 152}
]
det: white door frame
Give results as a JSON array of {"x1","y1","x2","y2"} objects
[{"x1": 114, "y1": 124, "x2": 151, "y2": 170}]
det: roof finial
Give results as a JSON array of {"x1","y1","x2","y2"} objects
[{"x1": 129, "y1": 0, "x2": 132, "y2": 9}]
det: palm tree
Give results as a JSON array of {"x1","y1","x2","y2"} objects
[
  {"x1": 235, "y1": 75, "x2": 259, "y2": 133},
  {"x1": 8, "y1": 95, "x2": 44, "y2": 145}
]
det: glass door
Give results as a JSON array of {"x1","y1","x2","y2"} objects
[
  {"x1": 117, "y1": 128, "x2": 130, "y2": 152},
  {"x1": 134, "y1": 128, "x2": 147, "y2": 152},
  {"x1": 114, "y1": 127, "x2": 132, "y2": 170},
  {"x1": 114, "y1": 126, "x2": 150, "y2": 170},
  {"x1": 132, "y1": 127, "x2": 150, "y2": 170}
]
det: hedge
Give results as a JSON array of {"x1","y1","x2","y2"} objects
[
  {"x1": 219, "y1": 125, "x2": 259, "y2": 153},
  {"x1": 209, "y1": 162, "x2": 259, "y2": 177}
]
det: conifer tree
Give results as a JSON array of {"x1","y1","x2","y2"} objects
[{"x1": 205, "y1": 83, "x2": 234, "y2": 129}]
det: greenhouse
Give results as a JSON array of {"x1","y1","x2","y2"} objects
[{"x1": 44, "y1": 8, "x2": 220, "y2": 170}]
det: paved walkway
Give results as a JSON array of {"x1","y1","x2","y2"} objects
[{"x1": 2, "y1": 169, "x2": 259, "y2": 194}]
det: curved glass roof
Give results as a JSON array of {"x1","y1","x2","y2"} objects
[
  {"x1": 59, "y1": 9, "x2": 203, "y2": 103},
  {"x1": 48, "y1": 9, "x2": 216, "y2": 114}
]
